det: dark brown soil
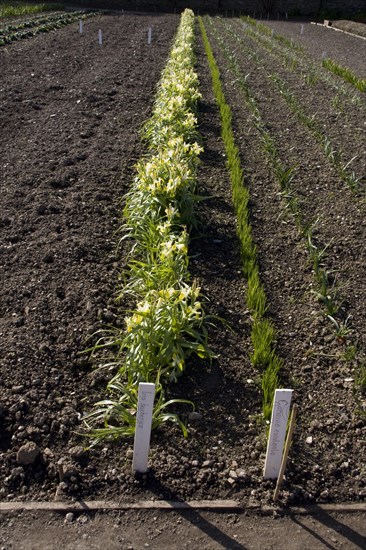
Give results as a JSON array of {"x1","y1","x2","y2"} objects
[{"x1": 0, "y1": 13, "x2": 365, "y2": 514}]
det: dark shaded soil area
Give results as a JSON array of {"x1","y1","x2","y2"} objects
[{"x1": 0, "y1": 14, "x2": 365, "y2": 512}]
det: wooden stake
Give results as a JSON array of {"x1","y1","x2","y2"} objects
[
  {"x1": 57, "y1": 460, "x2": 64, "y2": 482},
  {"x1": 273, "y1": 404, "x2": 298, "y2": 502}
]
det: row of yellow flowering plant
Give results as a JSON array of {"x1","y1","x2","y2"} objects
[{"x1": 85, "y1": 10, "x2": 213, "y2": 441}]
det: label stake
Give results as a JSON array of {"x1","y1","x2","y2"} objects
[
  {"x1": 147, "y1": 27, "x2": 152, "y2": 45},
  {"x1": 263, "y1": 389, "x2": 293, "y2": 479},
  {"x1": 98, "y1": 29, "x2": 103, "y2": 46},
  {"x1": 273, "y1": 404, "x2": 298, "y2": 501},
  {"x1": 132, "y1": 383, "x2": 155, "y2": 473},
  {"x1": 79, "y1": 20, "x2": 83, "y2": 34}
]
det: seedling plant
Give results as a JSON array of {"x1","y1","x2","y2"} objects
[
  {"x1": 199, "y1": 16, "x2": 283, "y2": 422},
  {"x1": 205, "y1": 15, "x2": 354, "y2": 343}
]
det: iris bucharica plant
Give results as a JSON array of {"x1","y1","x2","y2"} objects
[
  {"x1": 199, "y1": 16, "x2": 282, "y2": 421},
  {"x1": 85, "y1": 9, "x2": 213, "y2": 441}
]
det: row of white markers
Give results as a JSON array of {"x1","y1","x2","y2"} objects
[
  {"x1": 79, "y1": 20, "x2": 153, "y2": 45},
  {"x1": 133, "y1": 383, "x2": 293, "y2": 480}
]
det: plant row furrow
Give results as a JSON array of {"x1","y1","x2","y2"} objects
[
  {"x1": 199, "y1": 16, "x2": 282, "y2": 421},
  {"x1": 240, "y1": 17, "x2": 365, "y2": 108},
  {"x1": 206, "y1": 16, "x2": 366, "y2": 411},
  {"x1": 84, "y1": 9, "x2": 212, "y2": 441},
  {"x1": 0, "y1": 10, "x2": 97, "y2": 46},
  {"x1": 218, "y1": 18, "x2": 365, "y2": 194},
  {"x1": 206, "y1": 16, "x2": 349, "y2": 338},
  {"x1": 244, "y1": 17, "x2": 366, "y2": 96}
]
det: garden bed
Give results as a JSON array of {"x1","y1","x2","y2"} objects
[{"x1": 0, "y1": 14, "x2": 365, "y2": 507}]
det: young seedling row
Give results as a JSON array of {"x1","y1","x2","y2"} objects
[
  {"x1": 206, "y1": 18, "x2": 344, "y2": 330},
  {"x1": 242, "y1": 17, "x2": 365, "y2": 107},
  {"x1": 200, "y1": 14, "x2": 366, "y2": 501},
  {"x1": 205, "y1": 13, "x2": 366, "y2": 401},
  {"x1": 220, "y1": 18, "x2": 365, "y2": 193}
]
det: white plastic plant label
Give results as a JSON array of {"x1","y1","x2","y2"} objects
[
  {"x1": 263, "y1": 389, "x2": 293, "y2": 479},
  {"x1": 132, "y1": 382, "x2": 155, "y2": 473}
]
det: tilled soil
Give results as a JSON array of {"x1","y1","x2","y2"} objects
[
  {"x1": 203, "y1": 16, "x2": 366, "y2": 504},
  {"x1": 262, "y1": 19, "x2": 366, "y2": 76},
  {"x1": 1, "y1": 14, "x2": 366, "y2": 508}
]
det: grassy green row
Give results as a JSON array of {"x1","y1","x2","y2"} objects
[
  {"x1": 0, "y1": 2, "x2": 63, "y2": 18},
  {"x1": 199, "y1": 16, "x2": 282, "y2": 421},
  {"x1": 208, "y1": 17, "x2": 351, "y2": 333},
  {"x1": 322, "y1": 57, "x2": 366, "y2": 93},
  {"x1": 84, "y1": 9, "x2": 212, "y2": 442}
]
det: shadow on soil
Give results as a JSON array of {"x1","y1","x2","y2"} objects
[
  {"x1": 290, "y1": 507, "x2": 366, "y2": 550},
  {"x1": 149, "y1": 478, "x2": 248, "y2": 550}
]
